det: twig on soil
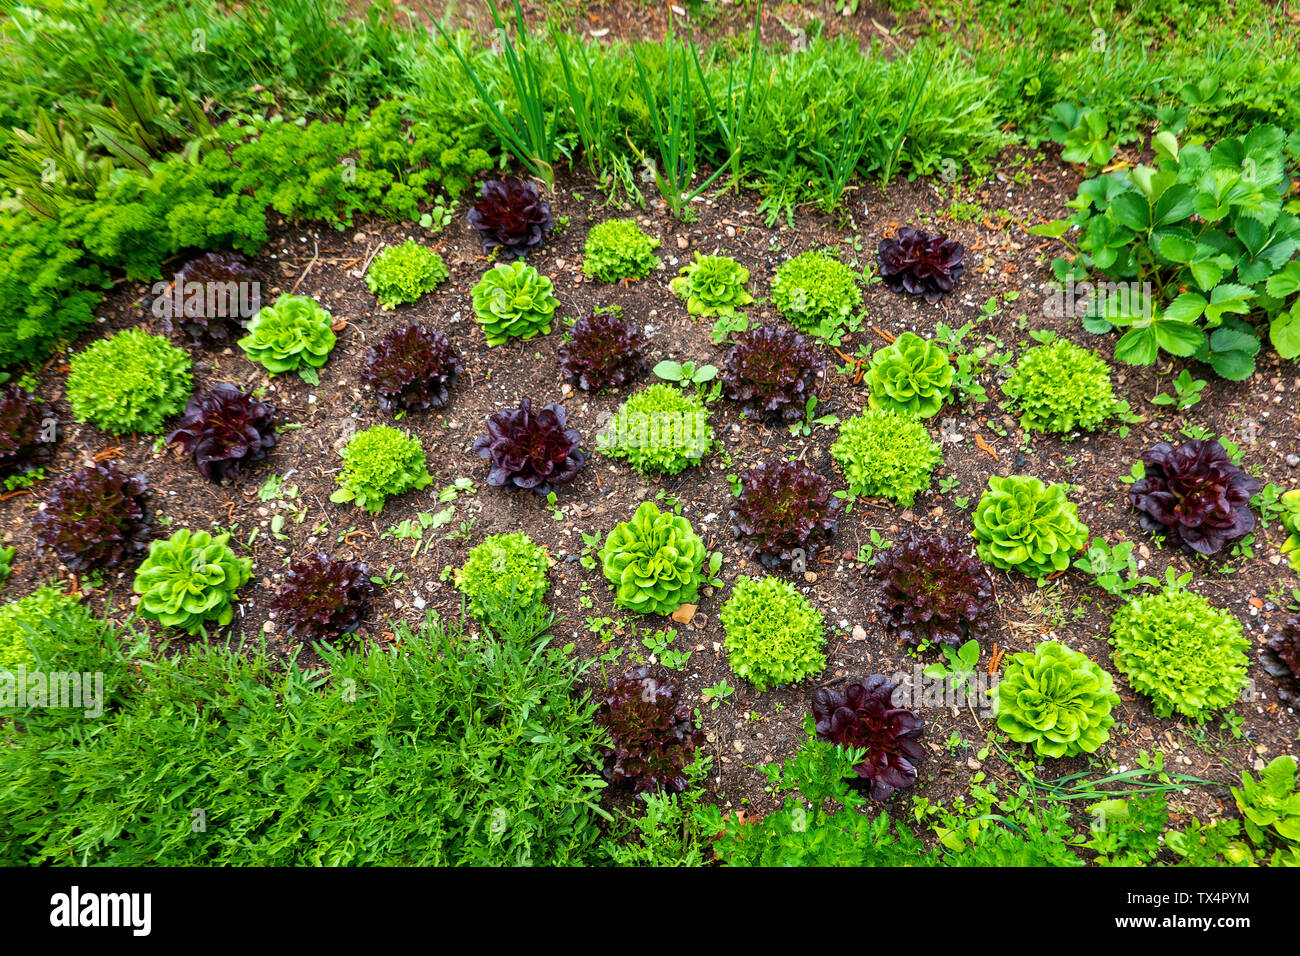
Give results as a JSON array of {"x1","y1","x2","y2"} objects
[{"x1": 289, "y1": 240, "x2": 321, "y2": 295}]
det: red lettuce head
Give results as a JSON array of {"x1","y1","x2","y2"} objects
[
  {"x1": 361, "y1": 324, "x2": 463, "y2": 413},
  {"x1": 812, "y1": 675, "x2": 924, "y2": 800},
  {"x1": 167, "y1": 384, "x2": 277, "y2": 482},
  {"x1": 730, "y1": 460, "x2": 839, "y2": 569},
  {"x1": 270, "y1": 553, "x2": 376, "y2": 643},
  {"x1": 596, "y1": 665, "x2": 704, "y2": 795},
  {"x1": 1262, "y1": 615, "x2": 1300, "y2": 708},
  {"x1": 722, "y1": 324, "x2": 824, "y2": 422},
  {"x1": 875, "y1": 533, "x2": 995, "y2": 649},
  {"x1": 1128, "y1": 439, "x2": 1260, "y2": 556},
  {"x1": 466, "y1": 177, "x2": 554, "y2": 258},
  {"x1": 162, "y1": 251, "x2": 264, "y2": 348},
  {"x1": 0, "y1": 385, "x2": 56, "y2": 475},
  {"x1": 472, "y1": 398, "x2": 586, "y2": 494},
  {"x1": 558, "y1": 309, "x2": 647, "y2": 391},
  {"x1": 877, "y1": 228, "x2": 965, "y2": 303},
  {"x1": 33, "y1": 462, "x2": 151, "y2": 572}
]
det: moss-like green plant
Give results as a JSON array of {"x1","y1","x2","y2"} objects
[
  {"x1": 720, "y1": 576, "x2": 826, "y2": 691},
  {"x1": 0, "y1": 546, "x2": 13, "y2": 590},
  {"x1": 771, "y1": 250, "x2": 861, "y2": 337},
  {"x1": 669, "y1": 252, "x2": 754, "y2": 317},
  {"x1": 0, "y1": 585, "x2": 81, "y2": 670},
  {"x1": 66, "y1": 329, "x2": 192, "y2": 435},
  {"x1": 831, "y1": 407, "x2": 940, "y2": 506},
  {"x1": 582, "y1": 219, "x2": 660, "y2": 283},
  {"x1": 972, "y1": 475, "x2": 1089, "y2": 577},
  {"x1": 865, "y1": 332, "x2": 953, "y2": 419},
  {"x1": 600, "y1": 383, "x2": 711, "y2": 475},
  {"x1": 600, "y1": 502, "x2": 705, "y2": 615},
  {"x1": 1001, "y1": 339, "x2": 1116, "y2": 434},
  {"x1": 470, "y1": 260, "x2": 559, "y2": 346},
  {"x1": 238, "y1": 294, "x2": 337, "y2": 376},
  {"x1": 365, "y1": 240, "x2": 449, "y2": 309},
  {"x1": 1109, "y1": 586, "x2": 1249, "y2": 721},
  {"x1": 329, "y1": 424, "x2": 432, "y2": 514},
  {"x1": 133, "y1": 529, "x2": 252, "y2": 636},
  {"x1": 456, "y1": 532, "x2": 550, "y2": 621},
  {"x1": 993, "y1": 641, "x2": 1119, "y2": 758}
]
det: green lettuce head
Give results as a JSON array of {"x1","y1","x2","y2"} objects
[
  {"x1": 670, "y1": 252, "x2": 754, "y2": 317},
  {"x1": 720, "y1": 575, "x2": 826, "y2": 691},
  {"x1": 238, "y1": 294, "x2": 336, "y2": 375},
  {"x1": 470, "y1": 260, "x2": 558, "y2": 346},
  {"x1": 972, "y1": 475, "x2": 1089, "y2": 576},
  {"x1": 1109, "y1": 586, "x2": 1249, "y2": 721},
  {"x1": 1280, "y1": 489, "x2": 1300, "y2": 574},
  {"x1": 133, "y1": 528, "x2": 252, "y2": 635},
  {"x1": 994, "y1": 641, "x2": 1119, "y2": 758},
  {"x1": 456, "y1": 532, "x2": 550, "y2": 621},
  {"x1": 865, "y1": 332, "x2": 953, "y2": 419},
  {"x1": 600, "y1": 502, "x2": 706, "y2": 615}
]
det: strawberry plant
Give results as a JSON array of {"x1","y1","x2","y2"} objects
[{"x1": 1032, "y1": 125, "x2": 1300, "y2": 378}]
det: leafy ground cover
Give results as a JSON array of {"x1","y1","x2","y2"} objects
[{"x1": 0, "y1": 0, "x2": 1298, "y2": 867}]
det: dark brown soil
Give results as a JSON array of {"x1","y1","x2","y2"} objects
[{"x1": 6, "y1": 144, "x2": 1297, "y2": 834}]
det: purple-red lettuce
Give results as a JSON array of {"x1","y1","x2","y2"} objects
[
  {"x1": 596, "y1": 665, "x2": 704, "y2": 795},
  {"x1": 877, "y1": 228, "x2": 965, "y2": 303},
  {"x1": 875, "y1": 533, "x2": 995, "y2": 649},
  {"x1": 812, "y1": 675, "x2": 924, "y2": 800},
  {"x1": 1263, "y1": 615, "x2": 1300, "y2": 708},
  {"x1": 167, "y1": 384, "x2": 277, "y2": 482},
  {"x1": 33, "y1": 462, "x2": 151, "y2": 572},
  {"x1": 1128, "y1": 439, "x2": 1260, "y2": 556},
  {"x1": 270, "y1": 553, "x2": 376, "y2": 643},
  {"x1": 558, "y1": 309, "x2": 647, "y2": 391},
  {"x1": 473, "y1": 398, "x2": 586, "y2": 494},
  {"x1": 361, "y1": 324, "x2": 463, "y2": 413},
  {"x1": 722, "y1": 324, "x2": 824, "y2": 422},
  {"x1": 730, "y1": 460, "x2": 839, "y2": 569},
  {"x1": 0, "y1": 385, "x2": 55, "y2": 474},
  {"x1": 466, "y1": 177, "x2": 554, "y2": 258},
  {"x1": 162, "y1": 251, "x2": 264, "y2": 348}
]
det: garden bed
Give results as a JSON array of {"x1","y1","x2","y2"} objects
[{"x1": 6, "y1": 145, "x2": 1296, "y2": 828}]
